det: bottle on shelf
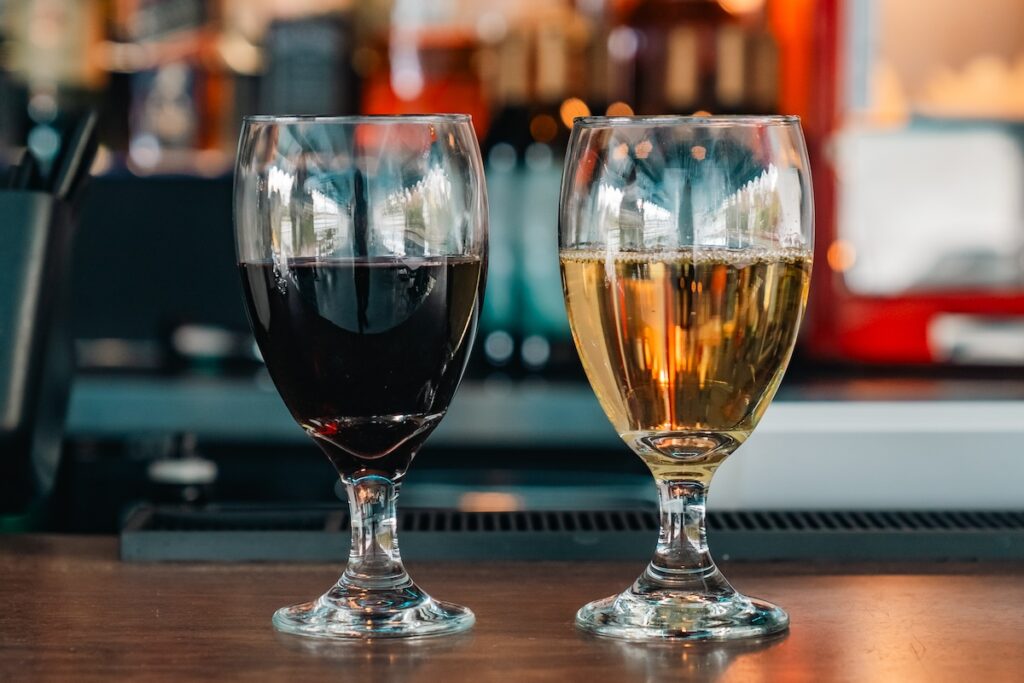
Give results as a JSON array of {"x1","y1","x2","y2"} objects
[
  {"x1": 480, "y1": 7, "x2": 590, "y2": 378},
  {"x1": 620, "y1": 0, "x2": 780, "y2": 115},
  {"x1": 478, "y1": 29, "x2": 532, "y2": 375},
  {"x1": 519, "y1": 19, "x2": 584, "y2": 376},
  {"x1": 4, "y1": 0, "x2": 107, "y2": 170},
  {"x1": 360, "y1": 0, "x2": 490, "y2": 135},
  {"x1": 106, "y1": 0, "x2": 230, "y2": 173},
  {"x1": 259, "y1": 10, "x2": 358, "y2": 117}
]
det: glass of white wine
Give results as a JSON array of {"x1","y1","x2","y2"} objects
[{"x1": 560, "y1": 115, "x2": 813, "y2": 641}]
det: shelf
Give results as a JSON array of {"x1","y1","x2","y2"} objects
[{"x1": 67, "y1": 376, "x2": 1024, "y2": 510}]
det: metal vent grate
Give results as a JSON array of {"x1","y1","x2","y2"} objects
[
  {"x1": 135, "y1": 507, "x2": 1024, "y2": 535},
  {"x1": 120, "y1": 505, "x2": 1024, "y2": 562},
  {"x1": 708, "y1": 510, "x2": 1024, "y2": 533},
  {"x1": 396, "y1": 509, "x2": 660, "y2": 534}
]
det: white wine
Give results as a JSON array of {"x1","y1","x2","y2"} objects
[{"x1": 561, "y1": 248, "x2": 811, "y2": 481}]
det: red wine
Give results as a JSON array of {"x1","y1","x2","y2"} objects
[{"x1": 240, "y1": 257, "x2": 483, "y2": 478}]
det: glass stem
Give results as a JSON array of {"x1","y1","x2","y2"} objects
[
  {"x1": 340, "y1": 475, "x2": 411, "y2": 591},
  {"x1": 637, "y1": 479, "x2": 734, "y2": 595}
]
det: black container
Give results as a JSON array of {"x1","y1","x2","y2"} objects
[{"x1": 0, "y1": 191, "x2": 75, "y2": 512}]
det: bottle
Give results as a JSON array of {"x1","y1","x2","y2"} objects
[
  {"x1": 622, "y1": 0, "x2": 780, "y2": 115},
  {"x1": 259, "y1": 11, "x2": 358, "y2": 116},
  {"x1": 518, "y1": 22, "x2": 580, "y2": 375},
  {"x1": 624, "y1": 0, "x2": 734, "y2": 114},
  {"x1": 577, "y1": 0, "x2": 614, "y2": 114},
  {"x1": 482, "y1": 13, "x2": 587, "y2": 377},
  {"x1": 482, "y1": 30, "x2": 532, "y2": 158},
  {"x1": 111, "y1": 0, "x2": 230, "y2": 171},
  {"x1": 478, "y1": 30, "x2": 532, "y2": 374},
  {"x1": 5, "y1": 0, "x2": 106, "y2": 168},
  {"x1": 360, "y1": 0, "x2": 490, "y2": 135}
]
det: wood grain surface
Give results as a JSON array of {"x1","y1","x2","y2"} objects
[{"x1": 1, "y1": 535, "x2": 1023, "y2": 682}]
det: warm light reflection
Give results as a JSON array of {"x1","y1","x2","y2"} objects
[
  {"x1": 458, "y1": 492, "x2": 523, "y2": 512},
  {"x1": 559, "y1": 97, "x2": 591, "y2": 128},
  {"x1": 529, "y1": 114, "x2": 558, "y2": 143},
  {"x1": 218, "y1": 33, "x2": 263, "y2": 75},
  {"x1": 827, "y1": 240, "x2": 857, "y2": 272},
  {"x1": 717, "y1": 0, "x2": 766, "y2": 15},
  {"x1": 606, "y1": 101, "x2": 634, "y2": 116},
  {"x1": 90, "y1": 145, "x2": 112, "y2": 174},
  {"x1": 919, "y1": 53, "x2": 1024, "y2": 118}
]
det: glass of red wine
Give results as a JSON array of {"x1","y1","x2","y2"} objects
[{"x1": 235, "y1": 115, "x2": 486, "y2": 639}]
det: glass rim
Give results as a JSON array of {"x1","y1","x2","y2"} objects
[
  {"x1": 242, "y1": 114, "x2": 472, "y2": 125},
  {"x1": 573, "y1": 114, "x2": 801, "y2": 128}
]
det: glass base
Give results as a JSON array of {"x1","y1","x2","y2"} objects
[
  {"x1": 272, "y1": 581, "x2": 475, "y2": 640},
  {"x1": 576, "y1": 588, "x2": 789, "y2": 642}
]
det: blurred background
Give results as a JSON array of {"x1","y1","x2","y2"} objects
[{"x1": 1, "y1": 0, "x2": 1023, "y2": 537}]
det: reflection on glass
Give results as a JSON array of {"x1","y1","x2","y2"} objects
[
  {"x1": 560, "y1": 116, "x2": 813, "y2": 641},
  {"x1": 235, "y1": 115, "x2": 487, "y2": 639}
]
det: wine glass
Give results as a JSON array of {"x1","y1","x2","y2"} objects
[
  {"x1": 234, "y1": 115, "x2": 486, "y2": 639},
  {"x1": 559, "y1": 115, "x2": 812, "y2": 641}
]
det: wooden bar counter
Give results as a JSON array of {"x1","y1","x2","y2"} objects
[{"x1": 1, "y1": 535, "x2": 1023, "y2": 681}]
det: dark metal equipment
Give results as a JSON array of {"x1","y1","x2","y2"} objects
[{"x1": 0, "y1": 191, "x2": 75, "y2": 512}]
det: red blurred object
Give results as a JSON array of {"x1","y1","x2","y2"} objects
[
  {"x1": 801, "y1": 0, "x2": 1024, "y2": 366},
  {"x1": 361, "y1": 30, "x2": 490, "y2": 137},
  {"x1": 818, "y1": 296, "x2": 1024, "y2": 364}
]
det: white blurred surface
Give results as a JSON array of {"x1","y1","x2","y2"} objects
[
  {"x1": 835, "y1": 128, "x2": 1024, "y2": 295},
  {"x1": 713, "y1": 399, "x2": 1024, "y2": 510}
]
